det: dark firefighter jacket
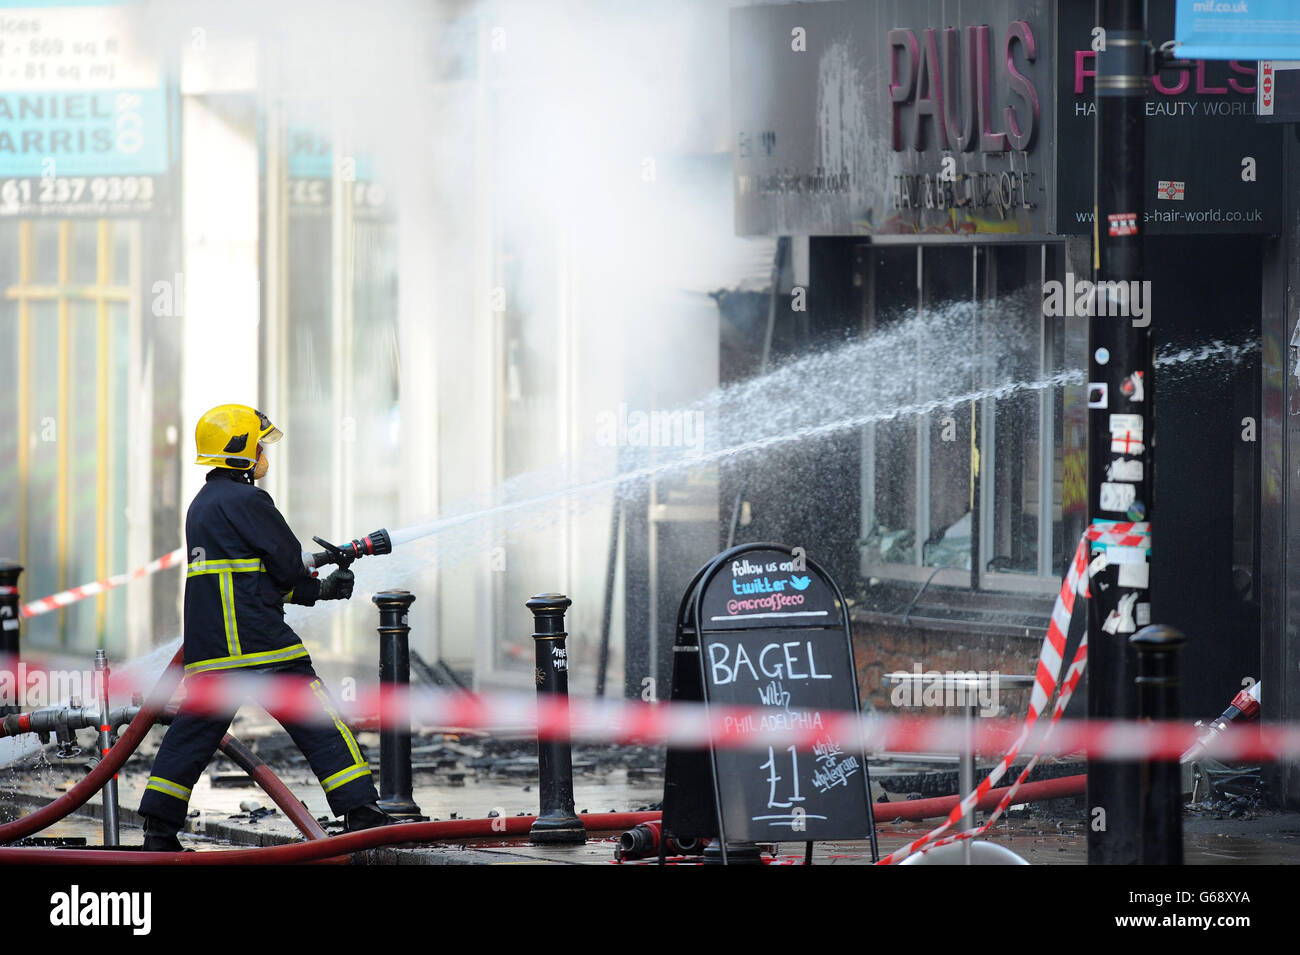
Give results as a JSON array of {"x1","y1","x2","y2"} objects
[{"x1": 183, "y1": 469, "x2": 323, "y2": 676}]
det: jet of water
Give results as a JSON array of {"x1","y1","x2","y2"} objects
[{"x1": 368, "y1": 305, "x2": 1257, "y2": 595}]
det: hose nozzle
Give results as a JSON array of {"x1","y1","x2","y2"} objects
[
  {"x1": 613, "y1": 821, "x2": 707, "y2": 861},
  {"x1": 304, "y1": 528, "x2": 392, "y2": 572},
  {"x1": 1181, "y1": 681, "x2": 1263, "y2": 763}
]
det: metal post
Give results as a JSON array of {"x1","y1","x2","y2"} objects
[
  {"x1": 595, "y1": 495, "x2": 620, "y2": 698},
  {"x1": 372, "y1": 590, "x2": 423, "y2": 819},
  {"x1": 527, "y1": 593, "x2": 585, "y2": 844},
  {"x1": 1131, "y1": 625, "x2": 1186, "y2": 865},
  {"x1": 94, "y1": 649, "x2": 118, "y2": 846},
  {"x1": 960, "y1": 700, "x2": 975, "y2": 866},
  {"x1": 1087, "y1": 0, "x2": 1151, "y2": 865},
  {"x1": 0, "y1": 563, "x2": 22, "y2": 717}
]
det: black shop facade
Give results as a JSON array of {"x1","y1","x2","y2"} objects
[{"x1": 719, "y1": 0, "x2": 1298, "y2": 804}]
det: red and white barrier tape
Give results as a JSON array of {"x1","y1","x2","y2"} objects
[
  {"x1": 4, "y1": 654, "x2": 1297, "y2": 761},
  {"x1": 877, "y1": 522, "x2": 1153, "y2": 862},
  {"x1": 8, "y1": 520, "x2": 1264, "y2": 857},
  {"x1": 878, "y1": 533, "x2": 1095, "y2": 863},
  {"x1": 17, "y1": 549, "x2": 185, "y2": 619},
  {"x1": 885, "y1": 643, "x2": 1089, "y2": 860},
  {"x1": 1083, "y1": 520, "x2": 1150, "y2": 549}
]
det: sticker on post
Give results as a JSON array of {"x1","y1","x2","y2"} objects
[
  {"x1": 1120, "y1": 371, "x2": 1144, "y2": 402},
  {"x1": 1107, "y1": 212, "x2": 1138, "y2": 236},
  {"x1": 1088, "y1": 549, "x2": 1109, "y2": 579},
  {"x1": 1157, "y1": 180, "x2": 1185, "y2": 201},
  {"x1": 1136, "y1": 602, "x2": 1151, "y2": 626},
  {"x1": 1102, "y1": 591, "x2": 1139, "y2": 635},
  {"x1": 1105, "y1": 545, "x2": 1146, "y2": 565},
  {"x1": 1100, "y1": 481, "x2": 1137, "y2": 513},
  {"x1": 1087, "y1": 382, "x2": 1109, "y2": 409},
  {"x1": 1118, "y1": 562, "x2": 1149, "y2": 589},
  {"x1": 1106, "y1": 458, "x2": 1143, "y2": 482},
  {"x1": 1109, "y1": 414, "x2": 1144, "y2": 456}
]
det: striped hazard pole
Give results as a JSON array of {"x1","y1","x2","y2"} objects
[{"x1": 878, "y1": 533, "x2": 1092, "y2": 864}]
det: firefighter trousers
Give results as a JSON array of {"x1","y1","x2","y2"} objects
[{"x1": 138, "y1": 658, "x2": 377, "y2": 827}]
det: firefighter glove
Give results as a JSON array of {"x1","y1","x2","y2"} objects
[{"x1": 318, "y1": 567, "x2": 355, "y2": 601}]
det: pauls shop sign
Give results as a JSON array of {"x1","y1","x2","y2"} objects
[
  {"x1": 730, "y1": 0, "x2": 1056, "y2": 237},
  {"x1": 889, "y1": 22, "x2": 1040, "y2": 153},
  {"x1": 888, "y1": 21, "x2": 1041, "y2": 216}
]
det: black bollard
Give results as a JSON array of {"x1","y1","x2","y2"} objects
[
  {"x1": 372, "y1": 590, "x2": 423, "y2": 819},
  {"x1": 0, "y1": 563, "x2": 22, "y2": 717},
  {"x1": 527, "y1": 593, "x2": 586, "y2": 845},
  {"x1": 1131, "y1": 625, "x2": 1187, "y2": 865}
]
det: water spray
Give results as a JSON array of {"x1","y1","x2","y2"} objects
[{"x1": 3, "y1": 334, "x2": 1261, "y2": 619}]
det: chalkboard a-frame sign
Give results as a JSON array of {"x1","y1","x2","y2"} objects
[{"x1": 661, "y1": 542, "x2": 878, "y2": 863}]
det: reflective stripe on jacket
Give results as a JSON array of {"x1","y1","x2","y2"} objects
[{"x1": 183, "y1": 469, "x2": 322, "y2": 675}]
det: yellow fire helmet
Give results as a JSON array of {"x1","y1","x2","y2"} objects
[{"x1": 194, "y1": 404, "x2": 283, "y2": 470}]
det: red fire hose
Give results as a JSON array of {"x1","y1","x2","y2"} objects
[
  {"x1": 873, "y1": 773, "x2": 1086, "y2": 822},
  {"x1": 0, "y1": 775, "x2": 1088, "y2": 862},
  {"x1": 0, "y1": 647, "x2": 330, "y2": 845},
  {"x1": 216, "y1": 733, "x2": 328, "y2": 841},
  {"x1": 0, "y1": 648, "x2": 185, "y2": 845},
  {"x1": 0, "y1": 812, "x2": 663, "y2": 864},
  {"x1": 0, "y1": 776, "x2": 1087, "y2": 864}
]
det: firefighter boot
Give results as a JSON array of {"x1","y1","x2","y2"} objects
[
  {"x1": 142, "y1": 814, "x2": 184, "y2": 852},
  {"x1": 344, "y1": 802, "x2": 401, "y2": 832}
]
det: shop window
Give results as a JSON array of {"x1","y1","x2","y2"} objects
[
  {"x1": 923, "y1": 246, "x2": 977, "y2": 571},
  {"x1": 281, "y1": 192, "x2": 400, "y2": 657},
  {"x1": 861, "y1": 243, "x2": 1084, "y2": 593},
  {"x1": 0, "y1": 219, "x2": 140, "y2": 651},
  {"x1": 861, "y1": 247, "x2": 918, "y2": 566}
]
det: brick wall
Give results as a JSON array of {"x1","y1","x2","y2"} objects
[{"x1": 851, "y1": 617, "x2": 1045, "y2": 719}]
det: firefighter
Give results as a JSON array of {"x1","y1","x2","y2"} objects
[{"x1": 139, "y1": 404, "x2": 395, "y2": 851}]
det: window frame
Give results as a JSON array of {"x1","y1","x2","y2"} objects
[{"x1": 859, "y1": 240, "x2": 1069, "y2": 597}]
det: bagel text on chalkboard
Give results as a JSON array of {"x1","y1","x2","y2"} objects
[{"x1": 662, "y1": 542, "x2": 877, "y2": 859}]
